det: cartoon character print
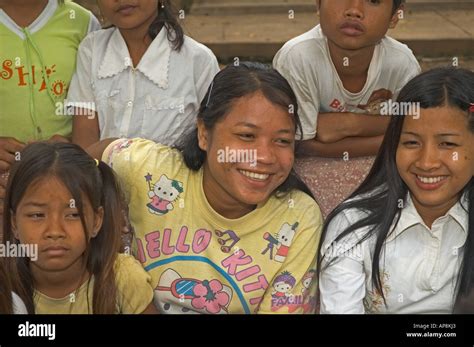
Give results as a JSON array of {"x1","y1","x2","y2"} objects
[
  {"x1": 106, "y1": 139, "x2": 134, "y2": 166},
  {"x1": 145, "y1": 173, "x2": 183, "y2": 216},
  {"x1": 301, "y1": 269, "x2": 316, "y2": 296},
  {"x1": 155, "y1": 269, "x2": 233, "y2": 314},
  {"x1": 214, "y1": 229, "x2": 240, "y2": 253},
  {"x1": 271, "y1": 270, "x2": 318, "y2": 313},
  {"x1": 356, "y1": 88, "x2": 393, "y2": 114},
  {"x1": 330, "y1": 89, "x2": 394, "y2": 114},
  {"x1": 262, "y1": 222, "x2": 299, "y2": 263},
  {"x1": 271, "y1": 271, "x2": 296, "y2": 299}
]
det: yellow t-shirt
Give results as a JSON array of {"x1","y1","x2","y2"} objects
[
  {"x1": 34, "y1": 254, "x2": 154, "y2": 314},
  {"x1": 104, "y1": 138, "x2": 323, "y2": 314}
]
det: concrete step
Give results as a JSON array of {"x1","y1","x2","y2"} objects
[
  {"x1": 191, "y1": 0, "x2": 315, "y2": 15},
  {"x1": 182, "y1": 9, "x2": 474, "y2": 60},
  {"x1": 190, "y1": 0, "x2": 474, "y2": 15}
]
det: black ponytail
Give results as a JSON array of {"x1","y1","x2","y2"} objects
[{"x1": 149, "y1": 0, "x2": 185, "y2": 51}]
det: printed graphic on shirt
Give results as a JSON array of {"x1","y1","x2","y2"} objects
[
  {"x1": 329, "y1": 88, "x2": 393, "y2": 114},
  {"x1": 272, "y1": 271, "x2": 296, "y2": 298},
  {"x1": 214, "y1": 229, "x2": 241, "y2": 253},
  {"x1": 301, "y1": 269, "x2": 316, "y2": 296},
  {"x1": 363, "y1": 271, "x2": 391, "y2": 313},
  {"x1": 154, "y1": 268, "x2": 233, "y2": 314},
  {"x1": 261, "y1": 222, "x2": 299, "y2": 262},
  {"x1": 145, "y1": 173, "x2": 183, "y2": 216},
  {"x1": 107, "y1": 139, "x2": 320, "y2": 314},
  {"x1": 270, "y1": 270, "x2": 318, "y2": 313},
  {"x1": 1, "y1": 60, "x2": 66, "y2": 98},
  {"x1": 106, "y1": 139, "x2": 134, "y2": 166},
  {"x1": 136, "y1": 226, "x2": 272, "y2": 314}
]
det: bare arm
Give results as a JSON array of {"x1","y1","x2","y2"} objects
[
  {"x1": 72, "y1": 108, "x2": 100, "y2": 149},
  {"x1": 140, "y1": 302, "x2": 159, "y2": 314},
  {"x1": 297, "y1": 135, "x2": 384, "y2": 158},
  {"x1": 316, "y1": 112, "x2": 390, "y2": 143},
  {"x1": 86, "y1": 138, "x2": 119, "y2": 160}
]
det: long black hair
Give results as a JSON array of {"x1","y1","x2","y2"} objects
[
  {"x1": 176, "y1": 61, "x2": 315, "y2": 200},
  {"x1": 0, "y1": 258, "x2": 13, "y2": 314},
  {"x1": 148, "y1": 0, "x2": 184, "y2": 51},
  {"x1": 318, "y1": 67, "x2": 474, "y2": 311},
  {"x1": 2, "y1": 142, "x2": 124, "y2": 313},
  {"x1": 392, "y1": 0, "x2": 404, "y2": 14}
]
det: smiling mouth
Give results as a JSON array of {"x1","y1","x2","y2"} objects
[
  {"x1": 416, "y1": 175, "x2": 448, "y2": 184},
  {"x1": 239, "y1": 169, "x2": 270, "y2": 181}
]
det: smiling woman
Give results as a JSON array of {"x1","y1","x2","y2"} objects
[
  {"x1": 90, "y1": 62, "x2": 324, "y2": 314},
  {"x1": 318, "y1": 67, "x2": 474, "y2": 314}
]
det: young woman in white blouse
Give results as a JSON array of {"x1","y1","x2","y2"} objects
[
  {"x1": 319, "y1": 67, "x2": 474, "y2": 314},
  {"x1": 68, "y1": 0, "x2": 220, "y2": 149}
]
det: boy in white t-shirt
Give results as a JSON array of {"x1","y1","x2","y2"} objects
[{"x1": 273, "y1": 0, "x2": 420, "y2": 216}]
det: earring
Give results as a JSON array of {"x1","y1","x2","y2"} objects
[{"x1": 161, "y1": 1, "x2": 165, "y2": 8}]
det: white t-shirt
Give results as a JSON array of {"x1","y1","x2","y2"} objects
[
  {"x1": 273, "y1": 25, "x2": 421, "y2": 140},
  {"x1": 67, "y1": 27, "x2": 220, "y2": 145},
  {"x1": 319, "y1": 193, "x2": 469, "y2": 314}
]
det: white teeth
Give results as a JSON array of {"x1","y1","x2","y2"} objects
[
  {"x1": 416, "y1": 175, "x2": 446, "y2": 184},
  {"x1": 239, "y1": 170, "x2": 270, "y2": 181}
]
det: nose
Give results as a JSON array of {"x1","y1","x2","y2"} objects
[
  {"x1": 415, "y1": 144, "x2": 441, "y2": 171},
  {"x1": 344, "y1": 0, "x2": 364, "y2": 20},
  {"x1": 255, "y1": 140, "x2": 277, "y2": 166},
  {"x1": 44, "y1": 214, "x2": 67, "y2": 240}
]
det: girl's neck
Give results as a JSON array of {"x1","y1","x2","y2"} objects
[
  {"x1": 118, "y1": 14, "x2": 158, "y2": 67},
  {"x1": 0, "y1": 0, "x2": 49, "y2": 28},
  {"x1": 31, "y1": 257, "x2": 89, "y2": 299}
]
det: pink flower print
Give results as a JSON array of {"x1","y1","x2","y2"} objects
[{"x1": 191, "y1": 279, "x2": 230, "y2": 314}]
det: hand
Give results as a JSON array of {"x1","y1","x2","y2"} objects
[{"x1": 0, "y1": 137, "x2": 25, "y2": 172}]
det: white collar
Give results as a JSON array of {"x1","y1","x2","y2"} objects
[
  {"x1": 388, "y1": 192, "x2": 469, "y2": 242},
  {"x1": 98, "y1": 27, "x2": 171, "y2": 89},
  {"x1": 0, "y1": 0, "x2": 57, "y2": 39}
]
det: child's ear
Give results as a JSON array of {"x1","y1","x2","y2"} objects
[
  {"x1": 91, "y1": 207, "x2": 104, "y2": 238},
  {"x1": 10, "y1": 210, "x2": 20, "y2": 240},
  {"x1": 197, "y1": 118, "x2": 209, "y2": 152},
  {"x1": 389, "y1": 4, "x2": 404, "y2": 29}
]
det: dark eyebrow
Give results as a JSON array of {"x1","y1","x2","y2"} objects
[
  {"x1": 401, "y1": 132, "x2": 461, "y2": 137},
  {"x1": 234, "y1": 122, "x2": 259, "y2": 129},
  {"x1": 22, "y1": 202, "x2": 48, "y2": 208},
  {"x1": 436, "y1": 133, "x2": 461, "y2": 137},
  {"x1": 276, "y1": 129, "x2": 294, "y2": 134},
  {"x1": 22, "y1": 202, "x2": 76, "y2": 208},
  {"x1": 234, "y1": 122, "x2": 294, "y2": 134}
]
